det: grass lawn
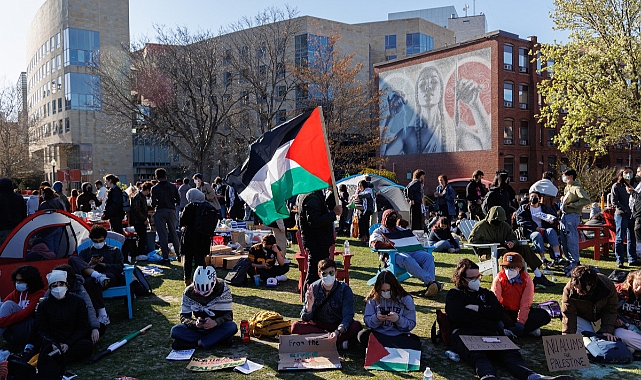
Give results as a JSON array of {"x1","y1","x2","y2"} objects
[{"x1": 3, "y1": 237, "x2": 641, "y2": 379}]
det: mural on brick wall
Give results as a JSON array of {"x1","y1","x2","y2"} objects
[{"x1": 379, "y1": 47, "x2": 492, "y2": 155}]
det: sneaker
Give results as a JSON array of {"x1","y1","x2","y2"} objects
[
  {"x1": 541, "y1": 259, "x2": 553, "y2": 270},
  {"x1": 553, "y1": 257, "x2": 570, "y2": 267},
  {"x1": 97, "y1": 314, "x2": 110, "y2": 325},
  {"x1": 275, "y1": 275, "x2": 288, "y2": 283},
  {"x1": 529, "y1": 328, "x2": 541, "y2": 337},
  {"x1": 96, "y1": 273, "x2": 110, "y2": 288},
  {"x1": 617, "y1": 262, "x2": 625, "y2": 269},
  {"x1": 533, "y1": 275, "x2": 556, "y2": 287},
  {"x1": 172, "y1": 339, "x2": 197, "y2": 350},
  {"x1": 341, "y1": 341, "x2": 349, "y2": 350},
  {"x1": 424, "y1": 282, "x2": 439, "y2": 297}
]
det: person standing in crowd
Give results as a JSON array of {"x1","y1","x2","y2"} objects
[
  {"x1": 491, "y1": 253, "x2": 551, "y2": 338},
  {"x1": 338, "y1": 184, "x2": 350, "y2": 235},
  {"x1": 76, "y1": 182, "x2": 101, "y2": 213},
  {"x1": 27, "y1": 190, "x2": 40, "y2": 215},
  {"x1": 627, "y1": 166, "x2": 641, "y2": 262},
  {"x1": 95, "y1": 179, "x2": 107, "y2": 212},
  {"x1": 152, "y1": 168, "x2": 181, "y2": 265},
  {"x1": 516, "y1": 191, "x2": 565, "y2": 267},
  {"x1": 69, "y1": 189, "x2": 78, "y2": 213},
  {"x1": 180, "y1": 189, "x2": 217, "y2": 286},
  {"x1": 434, "y1": 174, "x2": 456, "y2": 223},
  {"x1": 0, "y1": 266, "x2": 45, "y2": 346},
  {"x1": 296, "y1": 190, "x2": 342, "y2": 298},
  {"x1": 129, "y1": 181, "x2": 152, "y2": 260},
  {"x1": 559, "y1": 169, "x2": 591, "y2": 270},
  {"x1": 193, "y1": 173, "x2": 221, "y2": 211},
  {"x1": 101, "y1": 174, "x2": 125, "y2": 234},
  {"x1": 446, "y1": 258, "x2": 573, "y2": 380},
  {"x1": 483, "y1": 174, "x2": 515, "y2": 221},
  {"x1": 0, "y1": 178, "x2": 27, "y2": 245},
  {"x1": 214, "y1": 177, "x2": 232, "y2": 219},
  {"x1": 562, "y1": 265, "x2": 618, "y2": 341},
  {"x1": 351, "y1": 180, "x2": 374, "y2": 244},
  {"x1": 247, "y1": 234, "x2": 289, "y2": 283},
  {"x1": 178, "y1": 177, "x2": 191, "y2": 212},
  {"x1": 52, "y1": 181, "x2": 71, "y2": 212},
  {"x1": 292, "y1": 259, "x2": 362, "y2": 349},
  {"x1": 358, "y1": 271, "x2": 418, "y2": 347},
  {"x1": 466, "y1": 170, "x2": 487, "y2": 220},
  {"x1": 612, "y1": 167, "x2": 640, "y2": 268},
  {"x1": 170, "y1": 266, "x2": 237, "y2": 350},
  {"x1": 406, "y1": 169, "x2": 425, "y2": 231}
]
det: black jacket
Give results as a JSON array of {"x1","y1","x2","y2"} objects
[
  {"x1": 151, "y1": 180, "x2": 180, "y2": 211},
  {"x1": 36, "y1": 292, "x2": 90, "y2": 347},
  {"x1": 405, "y1": 179, "x2": 423, "y2": 204},
  {"x1": 296, "y1": 190, "x2": 336, "y2": 248},
  {"x1": 445, "y1": 287, "x2": 503, "y2": 333},
  {"x1": 103, "y1": 185, "x2": 124, "y2": 220},
  {"x1": 0, "y1": 178, "x2": 26, "y2": 231},
  {"x1": 77, "y1": 192, "x2": 101, "y2": 212},
  {"x1": 465, "y1": 179, "x2": 486, "y2": 203},
  {"x1": 515, "y1": 202, "x2": 558, "y2": 235},
  {"x1": 129, "y1": 191, "x2": 149, "y2": 225}
]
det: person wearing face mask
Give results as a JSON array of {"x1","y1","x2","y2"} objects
[
  {"x1": 446, "y1": 258, "x2": 573, "y2": 380},
  {"x1": 491, "y1": 253, "x2": 551, "y2": 338},
  {"x1": 613, "y1": 269, "x2": 641, "y2": 351},
  {"x1": 427, "y1": 216, "x2": 460, "y2": 253},
  {"x1": 405, "y1": 169, "x2": 425, "y2": 231},
  {"x1": 358, "y1": 271, "x2": 417, "y2": 347},
  {"x1": 35, "y1": 270, "x2": 92, "y2": 378},
  {"x1": 516, "y1": 191, "x2": 565, "y2": 270},
  {"x1": 0, "y1": 266, "x2": 45, "y2": 346},
  {"x1": 291, "y1": 259, "x2": 362, "y2": 350},
  {"x1": 370, "y1": 209, "x2": 441, "y2": 297},
  {"x1": 559, "y1": 169, "x2": 591, "y2": 271},
  {"x1": 562, "y1": 266, "x2": 618, "y2": 342},
  {"x1": 69, "y1": 224, "x2": 124, "y2": 325},
  {"x1": 611, "y1": 166, "x2": 640, "y2": 268},
  {"x1": 193, "y1": 173, "x2": 221, "y2": 211}
]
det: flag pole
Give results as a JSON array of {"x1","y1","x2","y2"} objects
[{"x1": 318, "y1": 106, "x2": 340, "y2": 208}]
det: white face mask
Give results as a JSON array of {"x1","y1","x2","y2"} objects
[
  {"x1": 381, "y1": 290, "x2": 391, "y2": 299},
  {"x1": 624, "y1": 173, "x2": 633, "y2": 180},
  {"x1": 467, "y1": 278, "x2": 481, "y2": 291},
  {"x1": 93, "y1": 241, "x2": 105, "y2": 250},
  {"x1": 15, "y1": 283, "x2": 27, "y2": 292},
  {"x1": 51, "y1": 286, "x2": 67, "y2": 300},
  {"x1": 562, "y1": 176, "x2": 570, "y2": 184},
  {"x1": 505, "y1": 268, "x2": 519, "y2": 280},
  {"x1": 321, "y1": 274, "x2": 336, "y2": 288}
]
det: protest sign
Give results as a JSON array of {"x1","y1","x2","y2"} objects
[
  {"x1": 542, "y1": 334, "x2": 590, "y2": 372},
  {"x1": 364, "y1": 332, "x2": 421, "y2": 371},
  {"x1": 278, "y1": 334, "x2": 341, "y2": 371},
  {"x1": 459, "y1": 335, "x2": 520, "y2": 351},
  {"x1": 186, "y1": 356, "x2": 246, "y2": 372}
]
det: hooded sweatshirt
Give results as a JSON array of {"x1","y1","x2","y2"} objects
[
  {"x1": 469, "y1": 206, "x2": 517, "y2": 247},
  {"x1": 0, "y1": 178, "x2": 27, "y2": 231}
]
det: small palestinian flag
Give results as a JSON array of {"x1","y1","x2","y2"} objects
[
  {"x1": 226, "y1": 107, "x2": 332, "y2": 226},
  {"x1": 364, "y1": 332, "x2": 421, "y2": 371},
  {"x1": 383, "y1": 229, "x2": 424, "y2": 252}
]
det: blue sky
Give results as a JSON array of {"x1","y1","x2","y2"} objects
[{"x1": 0, "y1": 0, "x2": 568, "y2": 84}]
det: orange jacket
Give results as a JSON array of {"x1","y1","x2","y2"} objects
[{"x1": 491, "y1": 270, "x2": 534, "y2": 324}]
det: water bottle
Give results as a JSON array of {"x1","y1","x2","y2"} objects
[
  {"x1": 423, "y1": 367, "x2": 433, "y2": 380},
  {"x1": 445, "y1": 350, "x2": 460, "y2": 362},
  {"x1": 344, "y1": 240, "x2": 350, "y2": 255}
]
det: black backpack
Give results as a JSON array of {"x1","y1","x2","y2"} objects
[
  {"x1": 193, "y1": 202, "x2": 219, "y2": 237},
  {"x1": 122, "y1": 192, "x2": 131, "y2": 212},
  {"x1": 224, "y1": 258, "x2": 252, "y2": 286},
  {"x1": 129, "y1": 266, "x2": 152, "y2": 297}
]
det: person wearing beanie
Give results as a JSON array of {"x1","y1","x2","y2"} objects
[
  {"x1": 180, "y1": 188, "x2": 218, "y2": 285},
  {"x1": 76, "y1": 182, "x2": 102, "y2": 213},
  {"x1": 52, "y1": 181, "x2": 71, "y2": 211},
  {"x1": 491, "y1": 252, "x2": 551, "y2": 338}
]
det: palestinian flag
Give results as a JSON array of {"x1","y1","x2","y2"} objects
[
  {"x1": 226, "y1": 107, "x2": 332, "y2": 226},
  {"x1": 383, "y1": 229, "x2": 424, "y2": 252},
  {"x1": 364, "y1": 332, "x2": 421, "y2": 371}
]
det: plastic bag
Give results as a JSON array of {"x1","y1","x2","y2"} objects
[{"x1": 147, "y1": 250, "x2": 163, "y2": 262}]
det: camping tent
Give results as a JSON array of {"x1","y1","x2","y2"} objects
[{"x1": 336, "y1": 174, "x2": 410, "y2": 222}]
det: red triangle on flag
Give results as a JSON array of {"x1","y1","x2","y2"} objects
[
  {"x1": 285, "y1": 108, "x2": 332, "y2": 185},
  {"x1": 364, "y1": 333, "x2": 390, "y2": 368}
]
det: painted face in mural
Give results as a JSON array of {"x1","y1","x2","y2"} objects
[{"x1": 416, "y1": 67, "x2": 443, "y2": 108}]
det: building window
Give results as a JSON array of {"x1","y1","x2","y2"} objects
[
  {"x1": 276, "y1": 85, "x2": 287, "y2": 100},
  {"x1": 63, "y1": 28, "x2": 100, "y2": 67},
  {"x1": 385, "y1": 35, "x2": 396, "y2": 49},
  {"x1": 64, "y1": 72, "x2": 101, "y2": 110},
  {"x1": 276, "y1": 62, "x2": 285, "y2": 79},
  {"x1": 547, "y1": 128, "x2": 556, "y2": 146},
  {"x1": 519, "y1": 120, "x2": 529, "y2": 145},
  {"x1": 504, "y1": 82, "x2": 514, "y2": 107},
  {"x1": 50, "y1": 37, "x2": 55, "y2": 52},
  {"x1": 548, "y1": 155, "x2": 557, "y2": 172},
  {"x1": 223, "y1": 72, "x2": 232, "y2": 87},
  {"x1": 295, "y1": 33, "x2": 330, "y2": 67},
  {"x1": 56, "y1": 33, "x2": 60, "y2": 49},
  {"x1": 504, "y1": 44, "x2": 513, "y2": 70},
  {"x1": 519, "y1": 84, "x2": 528, "y2": 109},
  {"x1": 405, "y1": 33, "x2": 433, "y2": 56},
  {"x1": 386, "y1": 55, "x2": 397, "y2": 61},
  {"x1": 240, "y1": 90, "x2": 249, "y2": 105},
  {"x1": 52, "y1": 100, "x2": 56, "y2": 114},
  {"x1": 519, "y1": 47, "x2": 529, "y2": 73},
  {"x1": 277, "y1": 109, "x2": 287, "y2": 124},
  {"x1": 504, "y1": 119, "x2": 514, "y2": 145},
  {"x1": 519, "y1": 157, "x2": 529, "y2": 181},
  {"x1": 504, "y1": 156, "x2": 515, "y2": 182},
  {"x1": 616, "y1": 157, "x2": 624, "y2": 168}
]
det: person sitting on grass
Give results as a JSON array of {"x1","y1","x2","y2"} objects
[
  {"x1": 247, "y1": 234, "x2": 289, "y2": 284},
  {"x1": 0, "y1": 265, "x2": 45, "y2": 346},
  {"x1": 428, "y1": 217, "x2": 460, "y2": 253},
  {"x1": 357, "y1": 271, "x2": 418, "y2": 347},
  {"x1": 614, "y1": 269, "x2": 641, "y2": 352},
  {"x1": 490, "y1": 253, "x2": 551, "y2": 339},
  {"x1": 446, "y1": 258, "x2": 574, "y2": 380},
  {"x1": 370, "y1": 209, "x2": 442, "y2": 297},
  {"x1": 170, "y1": 266, "x2": 237, "y2": 350},
  {"x1": 291, "y1": 259, "x2": 362, "y2": 349}
]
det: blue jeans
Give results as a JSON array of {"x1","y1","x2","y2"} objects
[
  {"x1": 529, "y1": 228, "x2": 560, "y2": 254},
  {"x1": 614, "y1": 214, "x2": 638, "y2": 264},
  {"x1": 432, "y1": 239, "x2": 459, "y2": 252},
  {"x1": 170, "y1": 321, "x2": 237, "y2": 348},
  {"x1": 220, "y1": 204, "x2": 227, "y2": 219},
  {"x1": 560, "y1": 213, "x2": 580, "y2": 264},
  {"x1": 395, "y1": 249, "x2": 435, "y2": 285},
  {"x1": 154, "y1": 208, "x2": 181, "y2": 259}
]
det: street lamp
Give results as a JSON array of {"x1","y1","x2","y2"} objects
[{"x1": 50, "y1": 159, "x2": 57, "y2": 183}]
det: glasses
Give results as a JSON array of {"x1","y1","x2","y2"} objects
[
  {"x1": 321, "y1": 270, "x2": 336, "y2": 277},
  {"x1": 465, "y1": 274, "x2": 482, "y2": 281}
]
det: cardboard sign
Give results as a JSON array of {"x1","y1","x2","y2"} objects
[
  {"x1": 542, "y1": 334, "x2": 590, "y2": 372},
  {"x1": 278, "y1": 334, "x2": 341, "y2": 371},
  {"x1": 459, "y1": 335, "x2": 520, "y2": 351},
  {"x1": 186, "y1": 356, "x2": 246, "y2": 372}
]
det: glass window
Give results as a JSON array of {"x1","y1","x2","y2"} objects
[
  {"x1": 58, "y1": 98, "x2": 62, "y2": 113},
  {"x1": 64, "y1": 72, "x2": 101, "y2": 110},
  {"x1": 45, "y1": 41, "x2": 49, "y2": 54},
  {"x1": 386, "y1": 55, "x2": 397, "y2": 61},
  {"x1": 504, "y1": 82, "x2": 513, "y2": 104},
  {"x1": 56, "y1": 33, "x2": 60, "y2": 49},
  {"x1": 519, "y1": 120, "x2": 529, "y2": 145},
  {"x1": 548, "y1": 155, "x2": 557, "y2": 172},
  {"x1": 518, "y1": 48, "x2": 529, "y2": 73},
  {"x1": 519, "y1": 85, "x2": 528, "y2": 109},
  {"x1": 223, "y1": 72, "x2": 232, "y2": 87},
  {"x1": 616, "y1": 157, "x2": 624, "y2": 168},
  {"x1": 277, "y1": 109, "x2": 287, "y2": 124},
  {"x1": 547, "y1": 128, "x2": 556, "y2": 146},
  {"x1": 50, "y1": 37, "x2": 55, "y2": 52},
  {"x1": 519, "y1": 157, "x2": 529, "y2": 180},
  {"x1": 504, "y1": 119, "x2": 514, "y2": 145},
  {"x1": 504, "y1": 156, "x2": 515, "y2": 182},
  {"x1": 52, "y1": 100, "x2": 56, "y2": 114},
  {"x1": 405, "y1": 33, "x2": 433, "y2": 56},
  {"x1": 385, "y1": 35, "x2": 396, "y2": 49},
  {"x1": 277, "y1": 85, "x2": 286, "y2": 100},
  {"x1": 504, "y1": 45, "x2": 513, "y2": 69},
  {"x1": 63, "y1": 28, "x2": 100, "y2": 67},
  {"x1": 295, "y1": 33, "x2": 331, "y2": 68}
]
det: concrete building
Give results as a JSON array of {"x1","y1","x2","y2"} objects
[
  {"x1": 375, "y1": 30, "x2": 641, "y2": 195},
  {"x1": 25, "y1": 0, "x2": 132, "y2": 189},
  {"x1": 388, "y1": 6, "x2": 487, "y2": 43}
]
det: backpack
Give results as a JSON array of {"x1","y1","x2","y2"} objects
[
  {"x1": 122, "y1": 191, "x2": 131, "y2": 212},
  {"x1": 193, "y1": 202, "x2": 219, "y2": 237},
  {"x1": 248, "y1": 310, "x2": 292, "y2": 338},
  {"x1": 430, "y1": 309, "x2": 453, "y2": 346},
  {"x1": 224, "y1": 258, "x2": 252, "y2": 286},
  {"x1": 583, "y1": 332, "x2": 633, "y2": 364},
  {"x1": 129, "y1": 266, "x2": 152, "y2": 297}
]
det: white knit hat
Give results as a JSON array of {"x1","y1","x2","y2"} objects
[{"x1": 46, "y1": 269, "x2": 67, "y2": 285}]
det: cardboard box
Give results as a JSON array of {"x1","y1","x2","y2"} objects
[
  {"x1": 223, "y1": 255, "x2": 248, "y2": 270},
  {"x1": 210, "y1": 244, "x2": 232, "y2": 255},
  {"x1": 206, "y1": 254, "x2": 237, "y2": 268},
  {"x1": 278, "y1": 334, "x2": 341, "y2": 371}
]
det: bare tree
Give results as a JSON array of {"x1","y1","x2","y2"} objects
[{"x1": 558, "y1": 150, "x2": 615, "y2": 201}]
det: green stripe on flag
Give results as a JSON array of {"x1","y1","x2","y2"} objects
[{"x1": 367, "y1": 361, "x2": 420, "y2": 371}]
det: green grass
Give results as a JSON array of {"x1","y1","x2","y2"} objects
[{"x1": 3, "y1": 239, "x2": 641, "y2": 379}]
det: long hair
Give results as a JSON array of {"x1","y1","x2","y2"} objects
[
  {"x1": 452, "y1": 258, "x2": 479, "y2": 288},
  {"x1": 623, "y1": 269, "x2": 641, "y2": 292},
  {"x1": 412, "y1": 169, "x2": 425, "y2": 180},
  {"x1": 569, "y1": 265, "x2": 598, "y2": 292},
  {"x1": 11, "y1": 265, "x2": 45, "y2": 292},
  {"x1": 366, "y1": 271, "x2": 409, "y2": 304},
  {"x1": 617, "y1": 166, "x2": 634, "y2": 185},
  {"x1": 432, "y1": 216, "x2": 450, "y2": 231}
]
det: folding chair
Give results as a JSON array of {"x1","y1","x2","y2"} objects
[
  {"x1": 366, "y1": 223, "x2": 422, "y2": 285},
  {"x1": 458, "y1": 220, "x2": 500, "y2": 278}
]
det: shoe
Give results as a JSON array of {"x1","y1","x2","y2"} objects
[
  {"x1": 617, "y1": 262, "x2": 625, "y2": 269},
  {"x1": 533, "y1": 275, "x2": 555, "y2": 287},
  {"x1": 340, "y1": 341, "x2": 348, "y2": 350},
  {"x1": 159, "y1": 259, "x2": 171, "y2": 265},
  {"x1": 172, "y1": 339, "x2": 197, "y2": 350},
  {"x1": 447, "y1": 248, "x2": 456, "y2": 253},
  {"x1": 276, "y1": 275, "x2": 288, "y2": 282},
  {"x1": 425, "y1": 282, "x2": 439, "y2": 297},
  {"x1": 97, "y1": 314, "x2": 110, "y2": 325},
  {"x1": 529, "y1": 328, "x2": 541, "y2": 337},
  {"x1": 96, "y1": 273, "x2": 110, "y2": 288},
  {"x1": 541, "y1": 259, "x2": 554, "y2": 270},
  {"x1": 553, "y1": 257, "x2": 570, "y2": 267},
  {"x1": 629, "y1": 260, "x2": 641, "y2": 266}
]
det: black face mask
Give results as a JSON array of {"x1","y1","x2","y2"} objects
[
  {"x1": 491, "y1": 220, "x2": 502, "y2": 226},
  {"x1": 385, "y1": 217, "x2": 398, "y2": 229},
  {"x1": 531, "y1": 197, "x2": 539, "y2": 205}
]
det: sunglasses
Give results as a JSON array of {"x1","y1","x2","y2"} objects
[{"x1": 321, "y1": 270, "x2": 336, "y2": 277}]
